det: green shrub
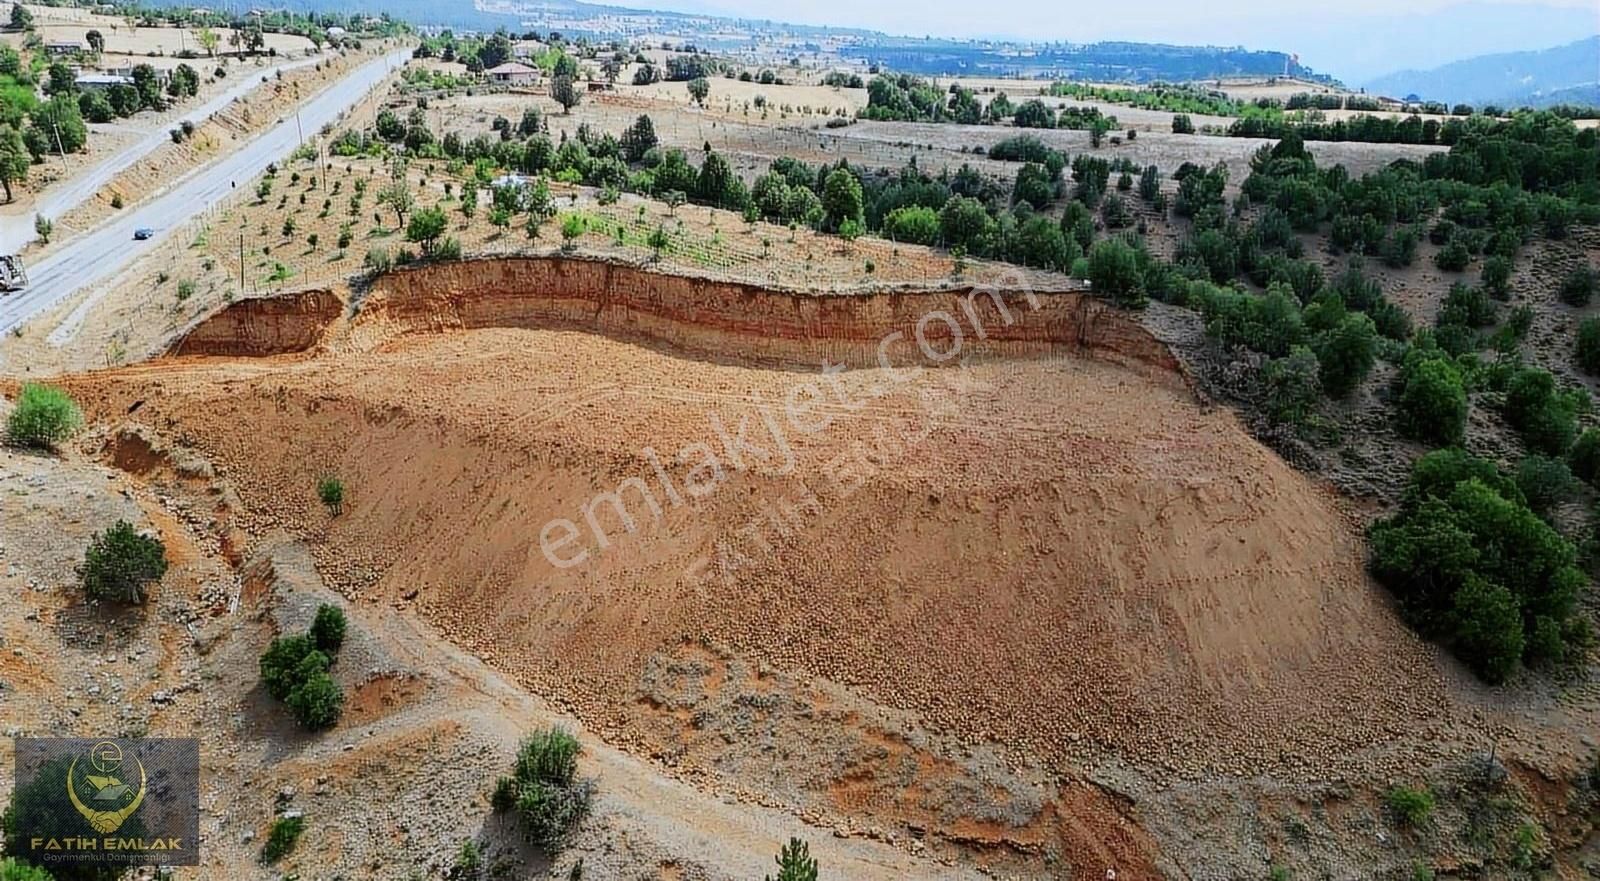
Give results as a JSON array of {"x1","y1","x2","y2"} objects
[
  {"x1": 494, "y1": 728, "x2": 593, "y2": 849},
  {"x1": 1434, "y1": 239, "x2": 1470, "y2": 272},
  {"x1": 79, "y1": 520, "x2": 168, "y2": 604},
  {"x1": 1503, "y1": 367, "x2": 1581, "y2": 455},
  {"x1": 5, "y1": 383, "x2": 82, "y2": 449},
  {"x1": 1197, "y1": 283, "x2": 1304, "y2": 358},
  {"x1": 881, "y1": 205, "x2": 939, "y2": 245},
  {"x1": 1437, "y1": 282, "x2": 1495, "y2": 328},
  {"x1": 1514, "y1": 455, "x2": 1576, "y2": 516},
  {"x1": 1385, "y1": 786, "x2": 1435, "y2": 826},
  {"x1": 1262, "y1": 346, "x2": 1322, "y2": 426},
  {"x1": 260, "y1": 634, "x2": 319, "y2": 701},
  {"x1": 766, "y1": 838, "x2": 818, "y2": 881},
  {"x1": 1312, "y1": 312, "x2": 1378, "y2": 397},
  {"x1": 1370, "y1": 454, "x2": 1587, "y2": 682},
  {"x1": 1406, "y1": 448, "x2": 1523, "y2": 506},
  {"x1": 0, "y1": 858, "x2": 55, "y2": 881},
  {"x1": 1559, "y1": 266, "x2": 1597, "y2": 307},
  {"x1": 1577, "y1": 318, "x2": 1600, "y2": 374},
  {"x1": 261, "y1": 814, "x2": 304, "y2": 863},
  {"x1": 450, "y1": 839, "x2": 482, "y2": 880},
  {"x1": 1394, "y1": 355, "x2": 1467, "y2": 446},
  {"x1": 1087, "y1": 238, "x2": 1145, "y2": 309},
  {"x1": 1570, "y1": 429, "x2": 1600, "y2": 485},
  {"x1": 317, "y1": 475, "x2": 344, "y2": 515},
  {"x1": 286, "y1": 669, "x2": 343, "y2": 730},
  {"x1": 260, "y1": 629, "x2": 344, "y2": 730},
  {"x1": 363, "y1": 246, "x2": 392, "y2": 274},
  {"x1": 310, "y1": 603, "x2": 346, "y2": 654},
  {"x1": 1480, "y1": 255, "x2": 1512, "y2": 298}
]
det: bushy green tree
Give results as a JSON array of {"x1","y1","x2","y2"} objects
[
  {"x1": 310, "y1": 603, "x2": 347, "y2": 654},
  {"x1": 619, "y1": 114, "x2": 656, "y2": 162},
  {"x1": 938, "y1": 195, "x2": 993, "y2": 253},
  {"x1": 686, "y1": 76, "x2": 710, "y2": 106},
  {"x1": 1577, "y1": 318, "x2": 1600, "y2": 374},
  {"x1": 1312, "y1": 312, "x2": 1378, "y2": 397},
  {"x1": 1087, "y1": 238, "x2": 1145, "y2": 308},
  {"x1": 820, "y1": 167, "x2": 863, "y2": 232},
  {"x1": 550, "y1": 75, "x2": 580, "y2": 114},
  {"x1": 1262, "y1": 346, "x2": 1322, "y2": 426},
  {"x1": 1480, "y1": 255, "x2": 1512, "y2": 298},
  {"x1": 286, "y1": 669, "x2": 343, "y2": 730},
  {"x1": 1514, "y1": 455, "x2": 1575, "y2": 517},
  {"x1": 1370, "y1": 453, "x2": 1587, "y2": 682},
  {"x1": 1011, "y1": 162, "x2": 1056, "y2": 210},
  {"x1": 261, "y1": 634, "x2": 319, "y2": 701},
  {"x1": 260, "y1": 625, "x2": 345, "y2": 730},
  {"x1": 0, "y1": 124, "x2": 27, "y2": 203},
  {"x1": 881, "y1": 205, "x2": 939, "y2": 245},
  {"x1": 696, "y1": 150, "x2": 737, "y2": 208},
  {"x1": 1559, "y1": 266, "x2": 1597, "y2": 307},
  {"x1": 1195, "y1": 283, "x2": 1304, "y2": 357},
  {"x1": 405, "y1": 206, "x2": 448, "y2": 255},
  {"x1": 26, "y1": 95, "x2": 86, "y2": 159},
  {"x1": 1434, "y1": 239, "x2": 1470, "y2": 272},
  {"x1": 1011, "y1": 215, "x2": 1077, "y2": 272},
  {"x1": 1394, "y1": 355, "x2": 1467, "y2": 446},
  {"x1": 1569, "y1": 429, "x2": 1600, "y2": 485},
  {"x1": 1503, "y1": 367, "x2": 1581, "y2": 455},
  {"x1": 79, "y1": 521, "x2": 168, "y2": 604}
]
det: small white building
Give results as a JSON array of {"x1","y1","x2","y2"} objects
[
  {"x1": 485, "y1": 61, "x2": 538, "y2": 86},
  {"x1": 75, "y1": 73, "x2": 135, "y2": 91},
  {"x1": 44, "y1": 42, "x2": 85, "y2": 56}
]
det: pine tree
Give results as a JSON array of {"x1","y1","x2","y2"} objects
[{"x1": 765, "y1": 838, "x2": 817, "y2": 881}]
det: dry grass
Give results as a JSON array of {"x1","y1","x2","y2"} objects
[{"x1": 5, "y1": 4, "x2": 314, "y2": 56}]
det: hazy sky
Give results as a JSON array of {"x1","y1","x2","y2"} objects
[{"x1": 651, "y1": 0, "x2": 1597, "y2": 48}]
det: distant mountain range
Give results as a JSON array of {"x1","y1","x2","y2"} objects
[{"x1": 1363, "y1": 36, "x2": 1600, "y2": 107}]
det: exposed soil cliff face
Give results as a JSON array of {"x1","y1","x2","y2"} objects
[
  {"x1": 170, "y1": 289, "x2": 343, "y2": 357},
  {"x1": 168, "y1": 257, "x2": 1184, "y2": 383}
]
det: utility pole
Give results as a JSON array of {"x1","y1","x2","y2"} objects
[
  {"x1": 239, "y1": 233, "x2": 245, "y2": 289},
  {"x1": 50, "y1": 119, "x2": 67, "y2": 170}
]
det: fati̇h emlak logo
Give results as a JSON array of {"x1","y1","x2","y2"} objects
[{"x1": 8, "y1": 738, "x2": 199, "y2": 867}]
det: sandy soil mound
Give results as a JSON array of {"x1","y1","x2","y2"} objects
[{"x1": 57, "y1": 260, "x2": 1454, "y2": 786}]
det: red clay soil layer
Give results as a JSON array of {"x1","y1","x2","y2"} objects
[{"x1": 169, "y1": 256, "x2": 1185, "y2": 382}]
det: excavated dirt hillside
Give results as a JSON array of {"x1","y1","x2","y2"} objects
[{"x1": 65, "y1": 258, "x2": 1453, "y2": 803}]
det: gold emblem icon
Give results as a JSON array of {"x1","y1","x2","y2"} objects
[{"x1": 66, "y1": 741, "x2": 147, "y2": 834}]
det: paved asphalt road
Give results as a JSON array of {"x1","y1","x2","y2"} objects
[
  {"x1": 0, "y1": 54, "x2": 326, "y2": 254},
  {"x1": 0, "y1": 49, "x2": 409, "y2": 338}
]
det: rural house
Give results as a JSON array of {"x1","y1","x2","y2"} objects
[{"x1": 486, "y1": 61, "x2": 538, "y2": 86}]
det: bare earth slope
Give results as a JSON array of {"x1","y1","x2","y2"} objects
[{"x1": 57, "y1": 258, "x2": 1451, "y2": 791}]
